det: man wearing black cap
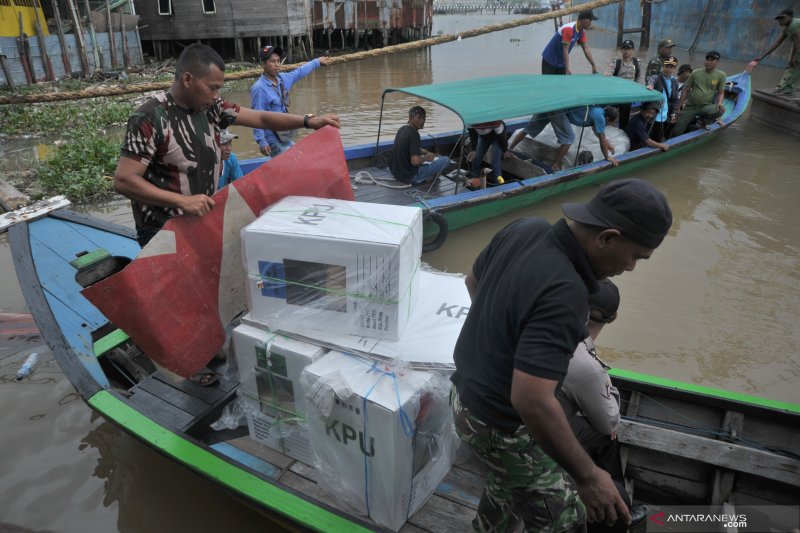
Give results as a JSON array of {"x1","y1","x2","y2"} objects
[
  {"x1": 672, "y1": 50, "x2": 726, "y2": 136},
  {"x1": 753, "y1": 9, "x2": 800, "y2": 94},
  {"x1": 645, "y1": 38, "x2": 675, "y2": 78},
  {"x1": 625, "y1": 104, "x2": 669, "y2": 151},
  {"x1": 250, "y1": 45, "x2": 331, "y2": 158},
  {"x1": 677, "y1": 63, "x2": 693, "y2": 93},
  {"x1": 605, "y1": 39, "x2": 641, "y2": 128},
  {"x1": 541, "y1": 10, "x2": 600, "y2": 75},
  {"x1": 451, "y1": 178, "x2": 672, "y2": 532}
]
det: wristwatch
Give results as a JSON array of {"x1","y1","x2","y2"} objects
[{"x1": 303, "y1": 113, "x2": 314, "y2": 128}]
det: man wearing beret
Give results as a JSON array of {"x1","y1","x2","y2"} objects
[
  {"x1": 451, "y1": 178, "x2": 672, "y2": 532},
  {"x1": 672, "y1": 50, "x2": 726, "y2": 136}
]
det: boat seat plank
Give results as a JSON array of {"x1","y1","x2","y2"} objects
[
  {"x1": 29, "y1": 217, "x2": 126, "y2": 263},
  {"x1": 225, "y1": 435, "x2": 296, "y2": 471},
  {"x1": 127, "y1": 387, "x2": 195, "y2": 430},
  {"x1": 135, "y1": 376, "x2": 212, "y2": 417},
  {"x1": 152, "y1": 370, "x2": 230, "y2": 405},
  {"x1": 618, "y1": 419, "x2": 800, "y2": 486}
]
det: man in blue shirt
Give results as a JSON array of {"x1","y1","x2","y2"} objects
[
  {"x1": 250, "y1": 45, "x2": 330, "y2": 158},
  {"x1": 541, "y1": 10, "x2": 600, "y2": 75},
  {"x1": 216, "y1": 129, "x2": 244, "y2": 190}
]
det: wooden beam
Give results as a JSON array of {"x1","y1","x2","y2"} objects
[
  {"x1": 50, "y1": 0, "x2": 72, "y2": 76},
  {"x1": 617, "y1": 419, "x2": 800, "y2": 487},
  {"x1": 105, "y1": 0, "x2": 118, "y2": 68},
  {"x1": 711, "y1": 411, "x2": 744, "y2": 504},
  {"x1": 0, "y1": 177, "x2": 30, "y2": 212}
]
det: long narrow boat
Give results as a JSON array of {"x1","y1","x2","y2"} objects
[
  {"x1": 239, "y1": 72, "x2": 751, "y2": 250},
  {"x1": 7, "y1": 201, "x2": 799, "y2": 531}
]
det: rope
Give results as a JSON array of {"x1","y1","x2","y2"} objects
[
  {"x1": 0, "y1": 0, "x2": 622, "y2": 106},
  {"x1": 352, "y1": 170, "x2": 411, "y2": 189}
]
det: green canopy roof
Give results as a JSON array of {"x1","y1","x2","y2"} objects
[{"x1": 383, "y1": 74, "x2": 662, "y2": 126}]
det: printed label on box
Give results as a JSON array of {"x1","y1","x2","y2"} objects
[{"x1": 258, "y1": 261, "x2": 287, "y2": 298}]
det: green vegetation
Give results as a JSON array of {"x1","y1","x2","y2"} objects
[
  {"x1": 0, "y1": 97, "x2": 135, "y2": 137},
  {"x1": 36, "y1": 127, "x2": 120, "y2": 201}
]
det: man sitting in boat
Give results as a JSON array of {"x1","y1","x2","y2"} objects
[
  {"x1": 558, "y1": 279, "x2": 647, "y2": 532},
  {"x1": 626, "y1": 103, "x2": 670, "y2": 152},
  {"x1": 390, "y1": 106, "x2": 451, "y2": 185},
  {"x1": 216, "y1": 129, "x2": 244, "y2": 190},
  {"x1": 250, "y1": 45, "x2": 331, "y2": 158},
  {"x1": 508, "y1": 105, "x2": 619, "y2": 170},
  {"x1": 672, "y1": 50, "x2": 726, "y2": 136},
  {"x1": 467, "y1": 121, "x2": 514, "y2": 185},
  {"x1": 113, "y1": 43, "x2": 339, "y2": 248}
]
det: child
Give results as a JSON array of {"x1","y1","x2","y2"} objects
[
  {"x1": 646, "y1": 56, "x2": 679, "y2": 141},
  {"x1": 217, "y1": 129, "x2": 244, "y2": 190},
  {"x1": 605, "y1": 39, "x2": 641, "y2": 129}
]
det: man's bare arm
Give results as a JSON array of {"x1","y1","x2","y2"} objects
[
  {"x1": 234, "y1": 107, "x2": 340, "y2": 131},
  {"x1": 581, "y1": 42, "x2": 598, "y2": 73},
  {"x1": 114, "y1": 156, "x2": 214, "y2": 216},
  {"x1": 465, "y1": 269, "x2": 479, "y2": 301}
]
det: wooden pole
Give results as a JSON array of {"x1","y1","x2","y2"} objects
[
  {"x1": 33, "y1": 0, "x2": 55, "y2": 80},
  {"x1": 66, "y1": 0, "x2": 91, "y2": 77},
  {"x1": 105, "y1": 0, "x2": 118, "y2": 68},
  {"x1": 616, "y1": 0, "x2": 624, "y2": 48},
  {"x1": 51, "y1": 0, "x2": 72, "y2": 76},
  {"x1": 121, "y1": 16, "x2": 129, "y2": 68},
  {"x1": 641, "y1": 0, "x2": 651, "y2": 50},
  {"x1": 17, "y1": 14, "x2": 35, "y2": 84},
  {"x1": 0, "y1": 51, "x2": 14, "y2": 87},
  {"x1": 83, "y1": 0, "x2": 103, "y2": 69}
]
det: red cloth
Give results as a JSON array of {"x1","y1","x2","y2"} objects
[{"x1": 82, "y1": 127, "x2": 353, "y2": 377}]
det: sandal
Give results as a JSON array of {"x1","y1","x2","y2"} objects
[{"x1": 188, "y1": 368, "x2": 219, "y2": 387}]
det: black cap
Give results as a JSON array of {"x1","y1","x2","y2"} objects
[
  {"x1": 706, "y1": 50, "x2": 721, "y2": 60},
  {"x1": 775, "y1": 8, "x2": 793, "y2": 19},
  {"x1": 678, "y1": 63, "x2": 693, "y2": 74},
  {"x1": 643, "y1": 101, "x2": 661, "y2": 111},
  {"x1": 578, "y1": 9, "x2": 598, "y2": 20},
  {"x1": 258, "y1": 45, "x2": 284, "y2": 62},
  {"x1": 562, "y1": 178, "x2": 673, "y2": 248},
  {"x1": 588, "y1": 279, "x2": 620, "y2": 323},
  {"x1": 621, "y1": 39, "x2": 635, "y2": 49}
]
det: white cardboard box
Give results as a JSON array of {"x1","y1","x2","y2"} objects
[
  {"x1": 301, "y1": 351, "x2": 454, "y2": 531},
  {"x1": 233, "y1": 323, "x2": 327, "y2": 464},
  {"x1": 241, "y1": 196, "x2": 422, "y2": 341}
]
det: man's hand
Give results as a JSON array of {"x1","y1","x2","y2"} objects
[
  {"x1": 503, "y1": 150, "x2": 515, "y2": 160},
  {"x1": 607, "y1": 155, "x2": 619, "y2": 167},
  {"x1": 657, "y1": 142, "x2": 670, "y2": 152},
  {"x1": 318, "y1": 56, "x2": 331, "y2": 66},
  {"x1": 577, "y1": 467, "x2": 631, "y2": 526},
  {"x1": 308, "y1": 114, "x2": 340, "y2": 129},
  {"x1": 565, "y1": 67, "x2": 573, "y2": 75},
  {"x1": 717, "y1": 103, "x2": 725, "y2": 114},
  {"x1": 260, "y1": 145, "x2": 271, "y2": 157},
  {"x1": 177, "y1": 194, "x2": 215, "y2": 216},
  {"x1": 467, "y1": 150, "x2": 476, "y2": 162}
]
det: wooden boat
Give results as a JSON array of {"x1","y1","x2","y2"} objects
[
  {"x1": 238, "y1": 72, "x2": 752, "y2": 251},
  {"x1": 7, "y1": 200, "x2": 799, "y2": 532}
]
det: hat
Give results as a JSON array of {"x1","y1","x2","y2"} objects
[
  {"x1": 706, "y1": 50, "x2": 721, "y2": 60},
  {"x1": 642, "y1": 101, "x2": 661, "y2": 111},
  {"x1": 678, "y1": 63, "x2": 693, "y2": 74},
  {"x1": 621, "y1": 39, "x2": 635, "y2": 49},
  {"x1": 588, "y1": 279, "x2": 620, "y2": 323},
  {"x1": 662, "y1": 56, "x2": 678, "y2": 66},
  {"x1": 658, "y1": 38, "x2": 675, "y2": 48},
  {"x1": 775, "y1": 8, "x2": 793, "y2": 19},
  {"x1": 562, "y1": 178, "x2": 673, "y2": 248},
  {"x1": 258, "y1": 45, "x2": 284, "y2": 62},
  {"x1": 219, "y1": 129, "x2": 238, "y2": 144},
  {"x1": 578, "y1": 9, "x2": 598, "y2": 20}
]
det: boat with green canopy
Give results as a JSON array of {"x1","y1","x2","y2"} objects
[{"x1": 240, "y1": 71, "x2": 752, "y2": 251}]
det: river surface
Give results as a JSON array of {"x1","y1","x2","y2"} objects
[{"x1": 1, "y1": 13, "x2": 798, "y2": 532}]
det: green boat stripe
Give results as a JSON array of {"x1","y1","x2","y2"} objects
[
  {"x1": 88, "y1": 390, "x2": 372, "y2": 532},
  {"x1": 93, "y1": 329, "x2": 130, "y2": 357},
  {"x1": 609, "y1": 368, "x2": 800, "y2": 414}
]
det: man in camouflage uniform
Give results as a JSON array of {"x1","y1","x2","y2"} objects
[
  {"x1": 451, "y1": 179, "x2": 673, "y2": 532},
  {"x1": 114, "y1": 43, "x2": 340, "y2": 247},
  {"x1": 645, "y1": 38, "x2": 675, "y2": 78}
]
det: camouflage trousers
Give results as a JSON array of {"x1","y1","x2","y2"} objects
[{"x1": 452, "y1": 386, "x2": 586, "y2": 533}]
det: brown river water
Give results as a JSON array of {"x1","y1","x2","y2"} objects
[{"x1": 1, "y1": 13, "x2": 798, "y2": 532}]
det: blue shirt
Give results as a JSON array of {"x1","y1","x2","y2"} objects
[
  {"x1": 542, "y1": 22, "x2": 586, "y2": 69},
  {"x1": 217, "y1": 152, "x2": 244, "y2": 190},
  {"x1": 566, "y1": 106, "x2": 606, "y2": 135},
  {"x1": 250, "y1": 59, "x2": 322, "y2": 148}
]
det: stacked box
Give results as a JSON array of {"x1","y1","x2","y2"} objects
[
  {"x1": 233, "y1": 323, "x2": 327, "y2": 464},
  {"x1": 241, "y1": 196, "x2": 422, "y2": 341},
  {"x1": 300, "y1": 350, "x2": 455, "y2": 531}
]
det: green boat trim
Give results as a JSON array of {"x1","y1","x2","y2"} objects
[
  {"x1": 88, "y1": 390, "x2": 372, "y2": 533},
  {"x1": 609, "y1": 367, "x2": 800, "y2": 415}
]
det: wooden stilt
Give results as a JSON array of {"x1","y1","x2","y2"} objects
[
  {"x1": 235, "y1": 37, "x2": 244, "y2": 61},
  {"x1": 33, "y1": 0, "x2": 55, "y2": 80},
  {"x1": 106, "y1": 0, "x2": 118, "y2": 68},
  {"x1": 66, "y1": 0, "x2": 91, "y2": 77},
  {"x1": 17, "y1": 14, "x2": 35, "y2": 84},
  {"x1": 50, "y1": 0, "x2": 72, "y2": 76},
  {"x1": 1, "y1": 53, "x2": 14, "y2": 87},
  {"x1": 83, "y1": 0, "x2": 103, "y2": 69},
  {"x1": 121, "y1": 16, "x2": 130, "y2": 68}
]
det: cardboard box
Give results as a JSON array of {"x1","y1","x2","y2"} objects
[
  {"x1": 301, "y1": 351, "x2": 454, "y2": 531},
  {"x1": 233, "y1": 323, "x2": 327, "y2": 464},
  {"x1": 241, "y1": 196, "x2": 422, "y2": 341}
]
